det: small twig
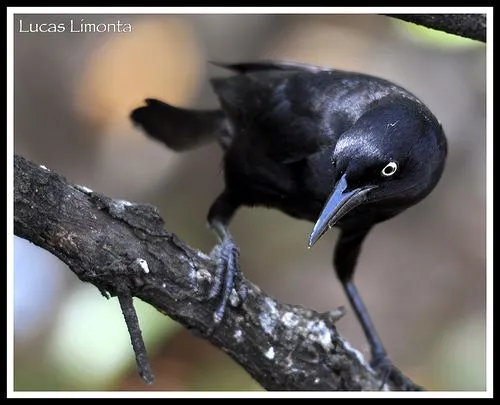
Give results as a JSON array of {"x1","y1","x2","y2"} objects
[
  {"x1": 117, "y1": 293, "x2": 154, "y2": 385},
  {"x1": 385, "y1": 14, "x2": 487, "y2": 43}
]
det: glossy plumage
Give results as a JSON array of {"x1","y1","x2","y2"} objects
[{"x1": 131, "y1": 60, "x2": 447, "y2": 389}]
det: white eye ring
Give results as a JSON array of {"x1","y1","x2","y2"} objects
[{"x1": 381, "y1": 161, "x2": 398, "y2": 177}]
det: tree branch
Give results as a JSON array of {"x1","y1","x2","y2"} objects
[
  {"x1": 13, "y1": 154, "x2": 422, "y2": 391},
  {"x1": 385, "y1": 14, "x2": 486, "y2": 43}
]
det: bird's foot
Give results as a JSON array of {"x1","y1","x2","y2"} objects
[
  {"x1": 371, "y1": 354, "x2": 424, "y2": 391},
  {"x1": 206, "y1": 236, "x2": 242, "y2": 333}
]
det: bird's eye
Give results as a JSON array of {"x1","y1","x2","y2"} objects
[{"x1": 381, "y1": 161, "x2": 398, "y2": 177}]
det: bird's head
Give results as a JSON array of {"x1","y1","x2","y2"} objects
[{"x1": 308, "y1": 95, "x2": 448, "y2": 247}]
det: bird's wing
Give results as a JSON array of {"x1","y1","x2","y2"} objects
[{"x1": 210, "y1": 61, "x2": 348, "y2": 163}]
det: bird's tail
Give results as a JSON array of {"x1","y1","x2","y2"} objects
[{"x1": 130, "y1": 98, "x2": 225, "y2": 151}]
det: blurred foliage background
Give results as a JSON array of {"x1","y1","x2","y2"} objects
[{"x1": 13, "y1": 13, "x2": 487, "y2": 392}]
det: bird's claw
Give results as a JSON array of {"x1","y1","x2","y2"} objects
[
  {"x1": 206, "y1": 237, "x2": 241, "y2": 335},
  {"x1": 370, "y1": 355, "x2": 424, "y2": 391}
]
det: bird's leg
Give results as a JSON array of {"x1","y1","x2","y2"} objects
[
  {"x1": 334, "y1": 228, "x2": 423, "y2": 390},
  {"x1": 344, "y1": 279, "x2": 422, "y2": 390},
  {"x1": 334, "y1": 228, "x2": 388, "y2": 359},
  {"x1": 206, "y1": 191, "x2": 241, "y2": 327},
  {"x1": 343, "y1": 280, "x2": 387, "y2": 364}
]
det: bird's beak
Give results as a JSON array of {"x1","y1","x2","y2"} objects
[{"x1": 308, "y1": 173, "x2": 377, "y2": 247}]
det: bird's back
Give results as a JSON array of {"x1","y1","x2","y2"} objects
[{"x1": 210, "y1": 63, "x2": 421, "y2": 164}]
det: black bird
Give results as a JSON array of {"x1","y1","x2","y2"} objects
[{"x1": 131, "y1": 60, "x2": 447, "y2": 388}]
